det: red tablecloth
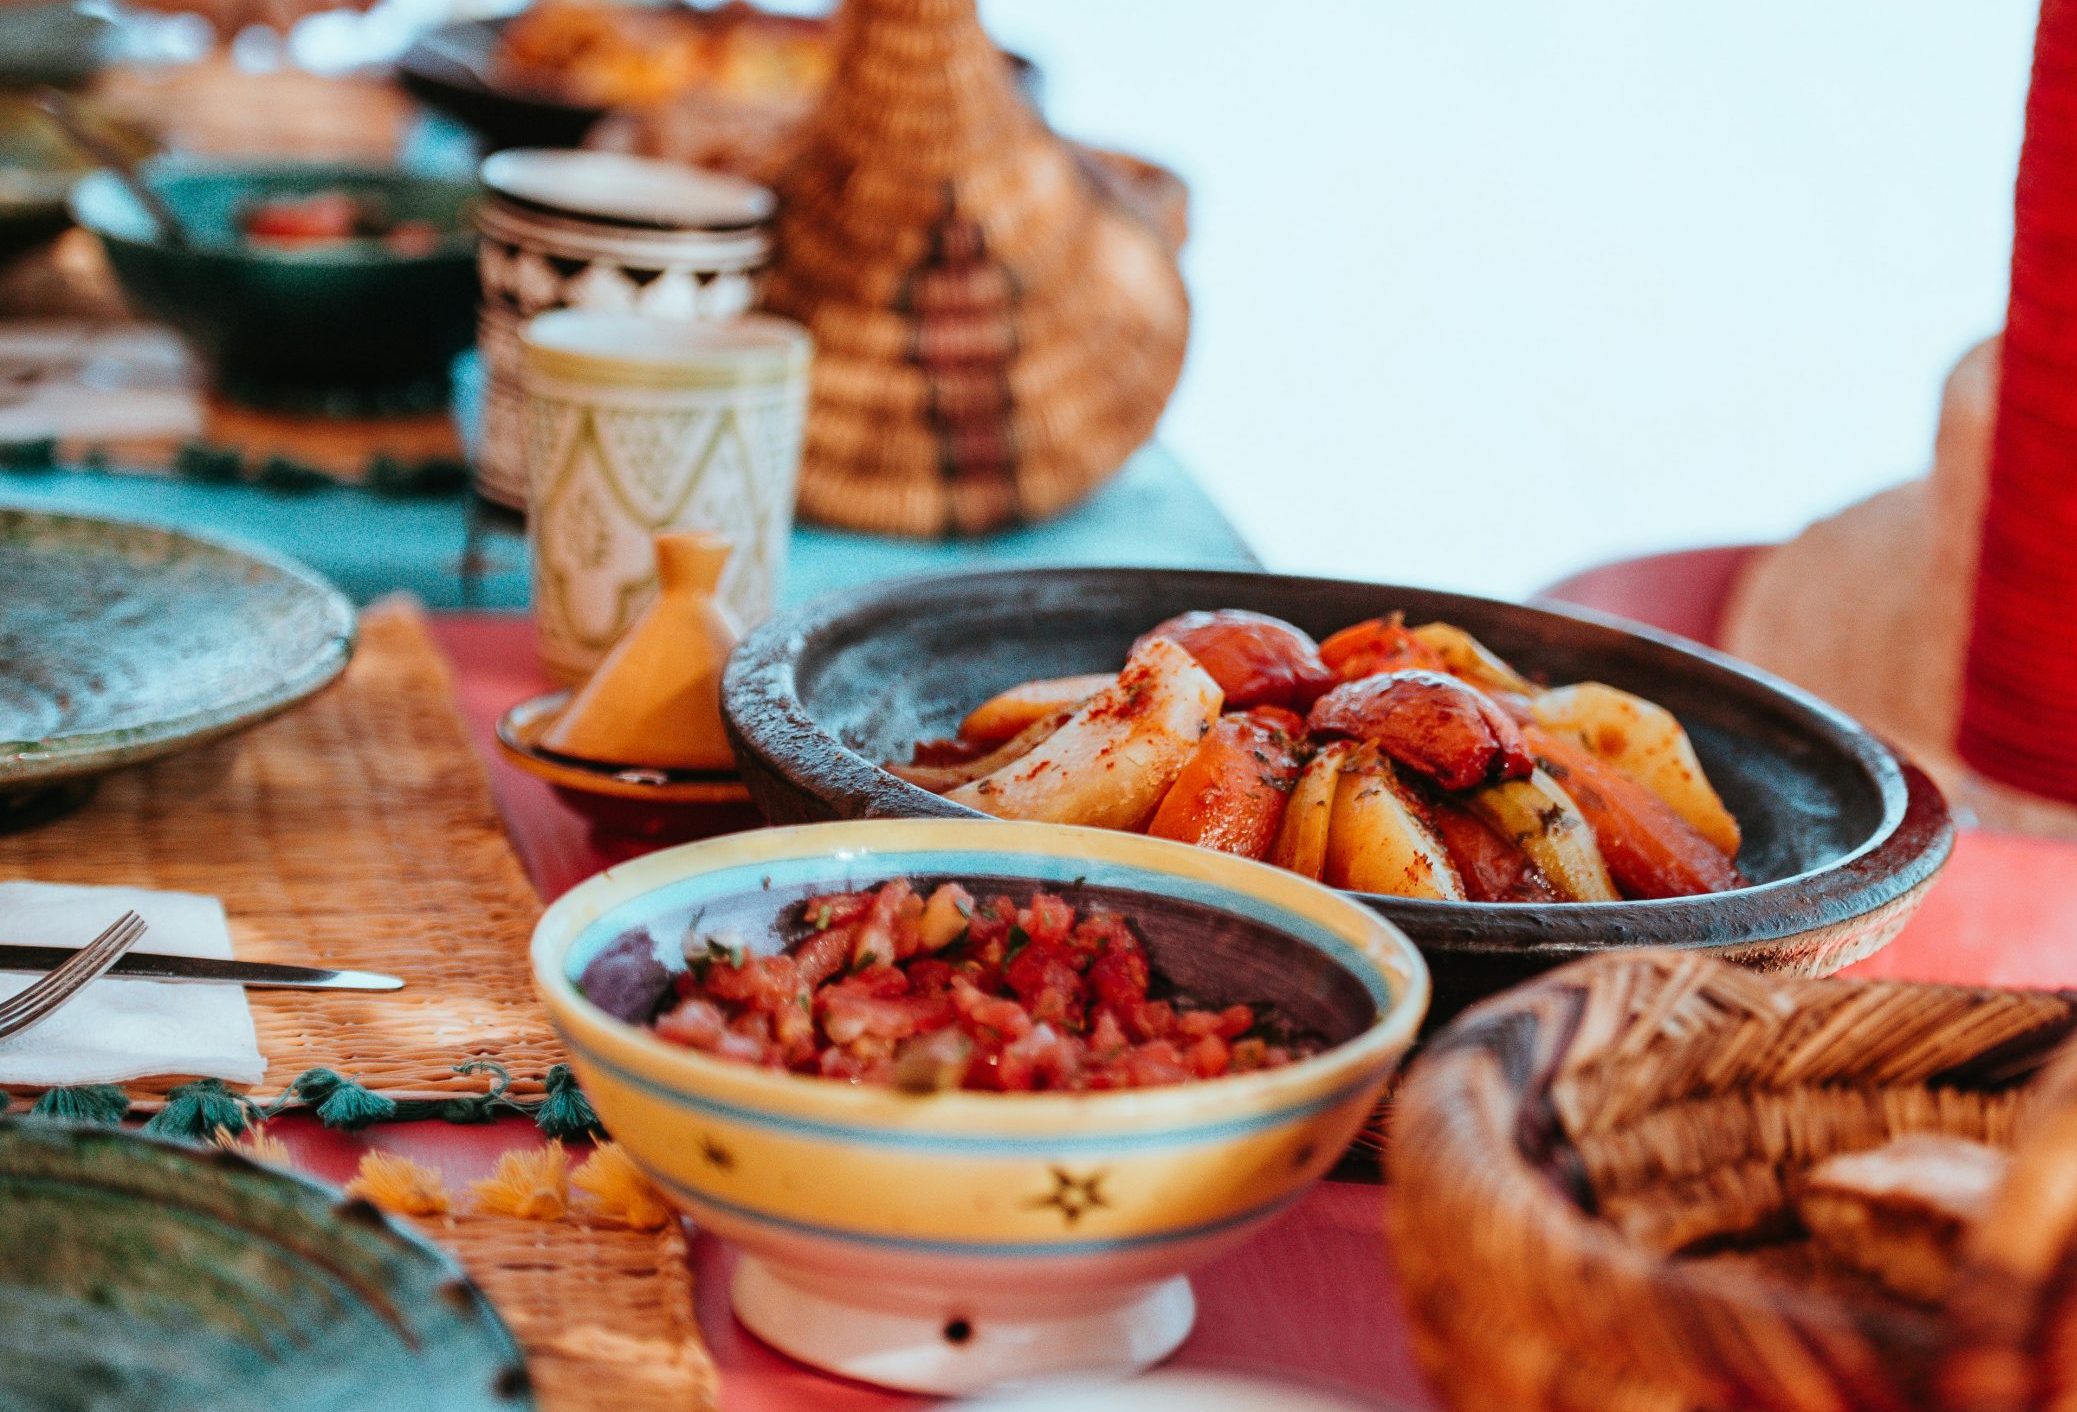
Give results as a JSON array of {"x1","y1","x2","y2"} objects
[{"x1": 287, "y1": 571, "x2": 2077, "y2": 1412}]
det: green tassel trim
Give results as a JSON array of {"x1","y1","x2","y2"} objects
[
  {"x1": 15, "y1": 1062, "x2": 601, "y2": 1140},
  {"x1": 30, "y1": 1084, "x2": 131, "y2": 1125},
  {"x1": 534, "y1": 1064, "x2": 604, "y2": 1140},
  {"x1": 144, "y1": 1079, "x2": 258, "y2": 1141},
  {"x1": 0, "y1": 438, "x2": 57, "y2": 473},
  {"x1": 173, "y1": 443, "x2": 244, "y2": 484},
  {"x1": 252, "y1": 456, "x2": 331, "y2": 494},
  {"x1": 408, "y1": 1060, "x2": 519, "y2": 1124},
  {"x1": 286, "y1": 1069, "x2": 398, "y2": 1131}
]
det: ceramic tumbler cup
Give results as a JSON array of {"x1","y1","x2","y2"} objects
[
  {"x1": 475, "y1": 150, "x2": 774, "y2": 511},
  {"x1": 520, "y1": 309, "x2": 811, "y2": 683}
]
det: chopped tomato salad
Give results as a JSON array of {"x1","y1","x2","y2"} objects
[{"x1": 639, "y1": 880, "x2": 1319, "y2": 1092}]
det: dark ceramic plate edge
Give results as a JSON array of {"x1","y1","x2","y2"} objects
[
  {"x1": 498, "y1": 690, "x2": 743, "y2": 785},
  {"x1": 397, "y1": 18, "x2": 610, "y2": 117},
  {"x1": 396, "y1": 13, "x2": 1040, "y2": 153},
  {"x1": 0, "y1": 1116, "x2": 534, "y2": 1408},
  {"x1": 722, "y1": 566, "x2": 1955, "y2": 954},
  {"x1": 0, "y1": 508, "x2": 357, "y2": 783}
]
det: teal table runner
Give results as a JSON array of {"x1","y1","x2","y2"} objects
[{"x1": 0, "y1": 445, "x2": 1254, "y2": 611}]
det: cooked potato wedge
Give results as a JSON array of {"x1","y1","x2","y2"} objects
[
  {"x1": 958, "y1": 673, "x2": 1116, "y2": 745},
  {"x1": 1463, "y1": 768, "x2": 1620, "y2": 902},
  {"x1": 1526, "y1": 726, "x2": 1743, "y2": 899},
  {"x1": 1324, "y1": 746, "x2": 1464, "y2": 899},
  {"x1": 1408, "y1": 622, "x2": 1539, "y2": 697},
  {"x1": 889, "y1": 709, "x2": 1074, "y2": 793},
  {"x1": 1530, "y1": 682, "x2": 1740, "y2": 857},
  {"x1": 948, "y1": 638, "x2": 1222, "y2": 829},
  {"x1": 1270, "y1": 741, "x2": 1348, "y2": 880}
]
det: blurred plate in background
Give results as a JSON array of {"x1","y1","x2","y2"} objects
[
  {"x1": 0, "y1": 508, "x2": 355, "y2": 822},
  {"x1": 0, "y1": 1119, "x2": 531, "y2": 1412}
]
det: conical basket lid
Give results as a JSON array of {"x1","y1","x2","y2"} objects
[{"x1": 760, "y1": 0, "x2": 1190, "y2": 536}]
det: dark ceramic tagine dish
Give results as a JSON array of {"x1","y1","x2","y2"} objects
[{"x1": 721, "y1": 567, "x2": 1953, "y2": 1025}]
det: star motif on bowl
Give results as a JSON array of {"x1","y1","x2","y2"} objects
[
  {"x1": 1023, "y1": 1166, "x2": 1108, "y2": 1228},
  {"x1": 698, "y1": 1135, "x2": 734, "y2": 1172}
]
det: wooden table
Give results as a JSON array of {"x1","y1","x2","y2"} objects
[{"x1": 269, "y1": 560, "x2": 2077, "y2": 1412}]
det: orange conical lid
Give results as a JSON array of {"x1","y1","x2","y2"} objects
[{"x1": 540, "y1": 532, "x2": 740, "y2": 772}]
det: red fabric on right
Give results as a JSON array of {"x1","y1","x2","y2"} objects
[{"x1": 1961, "y1": 0, "x2": 2077, "y2": 804}]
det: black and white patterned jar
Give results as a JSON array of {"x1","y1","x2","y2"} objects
[{"x1": 474, "y1": 150, "x2": 774, "y2": 510}]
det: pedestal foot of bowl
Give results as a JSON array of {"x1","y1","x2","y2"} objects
[{"x1": 730, "y1": 1255, "x2": 1196, "y2": 1395}]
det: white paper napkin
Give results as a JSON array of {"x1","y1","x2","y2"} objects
[{"x1": 0, "y1": 882, "x2": 265, "y2": 1087}]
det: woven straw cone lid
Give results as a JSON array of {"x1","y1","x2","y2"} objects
[{"x1": 761, "y1": 0, "x2": 1190, "y2": 535}]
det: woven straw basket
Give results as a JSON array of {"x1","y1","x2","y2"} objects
[
  {"x1": 758, "y1": 0, "x2": 1190, "y2": 536},
  {"x1": 1390, "y1": 949, "x2": 2077, "y2": 1412}
]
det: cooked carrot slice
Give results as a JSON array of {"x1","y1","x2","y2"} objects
[
  {"x1": 1318, "y1": 615, "x2": 1448, "y2": 682},
  {"x1": 1524, "y1": 726, "x2": 1745, "y2": 899},
  {"x1": 1427, "y1": 796, "x2": 1560, "y2": 903},
  {"x1": 1147, "y1": 713, "x2": 1303, "y2": 860}
]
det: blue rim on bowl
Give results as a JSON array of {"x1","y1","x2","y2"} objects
[
  {"x1": 530, "y1": 819, "x2": 1429, "y2": 1393},
  {"x1": 535, "y1": 821, "x2": 1429, "y2": 1158}
]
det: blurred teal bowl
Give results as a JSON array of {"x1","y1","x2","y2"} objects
[{"x1": 70, "y1": 163, "x2": 480, "y2": 414}]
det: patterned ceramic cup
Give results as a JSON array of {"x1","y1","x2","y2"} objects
[
  {"x1": 475, "y1": 150, "x2": 774, "y2": 510},
  {"x1": 520, "y1": 310, "x2": 811, "y2": 683}
]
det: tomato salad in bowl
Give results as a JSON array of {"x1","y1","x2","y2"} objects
[
  {"x1": 582, "y1": 876, "x2": 1324, "y2": 1094},
  {"x1": 531, "y1": 818, "x2": 1428, "y2": 1394}
]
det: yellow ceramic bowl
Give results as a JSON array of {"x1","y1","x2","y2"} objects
[{"x1": 532, "y1": 819, "x2": 1429, "y2": 1394}]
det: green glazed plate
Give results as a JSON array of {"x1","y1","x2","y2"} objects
[
  {"x1": 0, "y1": 508, "x2": 356, "y2": 798},
  {"x1": 0, "y1": 1119, "x2": 534, "y2": 1411}
]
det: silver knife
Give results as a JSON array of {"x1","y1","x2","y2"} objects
[{"x1": 0, "y1": 946, "x2": 403, "y2": 991}]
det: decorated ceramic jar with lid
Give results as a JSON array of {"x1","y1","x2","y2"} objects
[{"x1": 473, "y1": 149, "x2": 774, "y2": 509}]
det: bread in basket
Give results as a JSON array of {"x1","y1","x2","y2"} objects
[{"x1": 1390, "y1": 949, "x2": 2077, "y2": 1412}]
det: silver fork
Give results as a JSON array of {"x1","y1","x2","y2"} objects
[{"x1": 0, "y1": 911, "x2": 149, "y2": 1042}]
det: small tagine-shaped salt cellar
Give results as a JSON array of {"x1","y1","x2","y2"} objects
[
  {"x1": 759, "y1": 0, "x2": 1191, "y2": 536},
  {"x1": 540, "y1": 532, "x2": 739, "y2": 772}
]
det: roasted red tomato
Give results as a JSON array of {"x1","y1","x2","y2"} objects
[
  {"x1": 1147, "y1": 712, "x2": 1304, "y2": 858},
  {"x1": 1244, "y1": 704, "x2": 1307, "y2": 739},
  {"x1": 1135, "y1": 609, "x2": 1336, "y2": 709},
  {"x1": 1307, "y1": 670, "x2": 1535, "y2": 792},
  {"x1": 241, "y1": 191, "x2": 362, "y2": 244}
]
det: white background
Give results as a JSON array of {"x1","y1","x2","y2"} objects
[
  {"x1": 304, "y1": 0, "x2": 2042, "y2": 595},
  {"x1": 975, "y1": 1, "x2": 2036, "y2": 596}
]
